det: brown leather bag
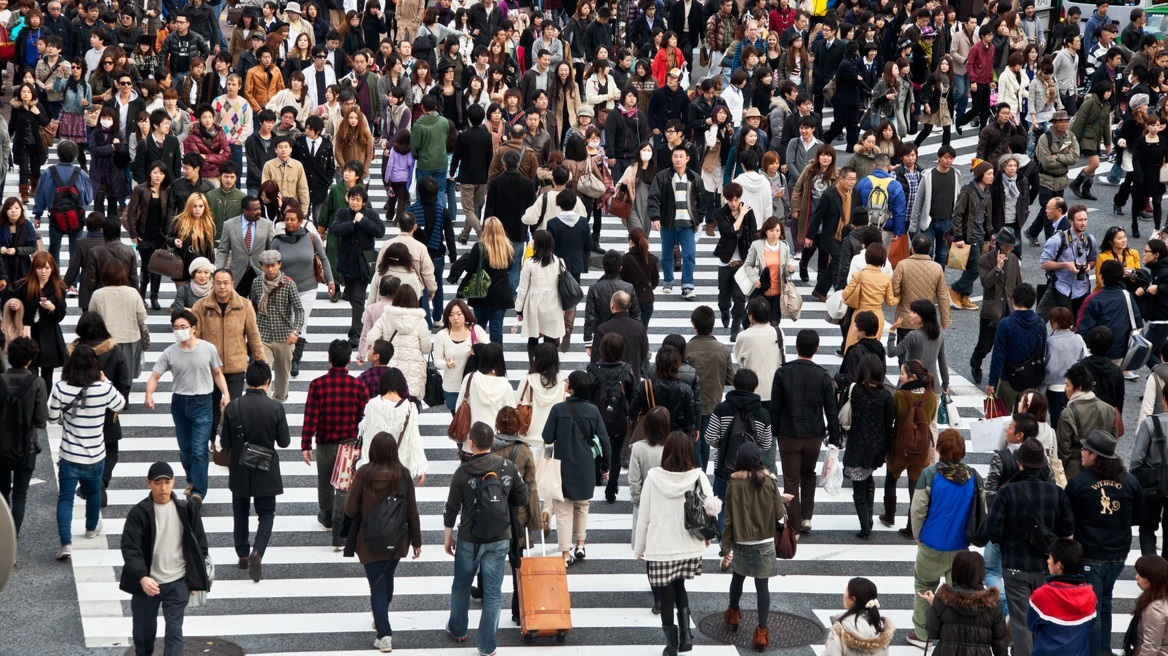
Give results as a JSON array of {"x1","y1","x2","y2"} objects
[
  {"x1": 148, "y1": 247, "x2": 186, "y2": 279},
  {"x1": 447, "y1": 373, "x2": 475, "y2": 443},
  {"x1": 516, "y1": 381, "x2": 533, "y2": 435},
  {"x1": 775, "y1": 519, "x2": 797, "y2": 559},
  {"x1": 210, "y1": 441, "x2": 231, "y2": 467}
]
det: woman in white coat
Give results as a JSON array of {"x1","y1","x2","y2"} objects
[
  {"x1": 516, "y1": 230, "x2": 567, "y2": 355},
  {"x1": 357, "y1": 367, "x2": 428, "y2": 485},
  {"x1": 367, "y1": 286, "x2": 432, "y2": 404},
  {"x1": 997, "y1": 52, "x2": 1029, "y2": 119},
  {"x1": 634, "y1": 431, "x2": 717, "y2": 655},
  {"x1": 454, "y1": 342, "x2": 517, "y2": 454},
  {"x1": 518, "y1": 343, "x2": 565, "y2": 460},
  {"x1": 740, "y1": 217, "x2": 795, "y2": 326}
]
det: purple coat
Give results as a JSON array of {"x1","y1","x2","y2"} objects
[{"x1": 87, "y1": 126, "x2": 131, "y2": 198}]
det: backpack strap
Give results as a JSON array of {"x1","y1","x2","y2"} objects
[
  {"x1": 49, "y1": 166, "x2": 62, "y2": 188},
  {"x1": 67, "y1": 167, "x2": 81, "y2": 187}
]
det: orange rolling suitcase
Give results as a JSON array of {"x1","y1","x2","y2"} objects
[{"x1": 515, "y1": 530, "x2": 572, "y2": 643}]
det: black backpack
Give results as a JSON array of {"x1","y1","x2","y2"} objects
[
  {"x1": 471, "y1": 468, "x2": 511, "y2": 540},
  {"x1": 49, "y1": 167, "x2": 84, "y2": 233},
  {"x1": 0, "y1": 375, "x2": 38, "y2": 469},
  {"x1": 362, "y1": 478, "x2": 410, "y2": 555},
  {"x1": 588, "y1": 362, "x2": 630, "y2": 439},
  {"x1": 715, "y1": 409, "x2": 757, "y2": 480}
]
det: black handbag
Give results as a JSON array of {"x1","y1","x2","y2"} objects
[
  {"x1": 557, "y1": 261, "x2": 584, "y2": 309},
  {"x1": 1132, "y1": 417, "x2": 1164, "y2": 499},
  {"x1": 235, "y1": 413, "x2": 276, "y2": 471},
  {"x1": 965, "y1": 475, "x2": 989, "y2": 547},
  {"x1": 423, "y1": 354, "x2": 445, "y2": 408},
  {"x1": 684, "y1": 479, "x2": 719, "y2": 541}
]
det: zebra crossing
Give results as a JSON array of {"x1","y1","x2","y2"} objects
[{"x1": 33, "y1": 113, "x2": 1145, "y2": 655}]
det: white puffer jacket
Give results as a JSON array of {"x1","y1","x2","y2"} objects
[{"x1": 368, "y1": 305, "x2": 432, "y2": 399}]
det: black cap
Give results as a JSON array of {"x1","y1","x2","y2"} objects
[
  {"x1": 735, "y1": 442, "x2": 762, "y2": 471},
  {"x1": 147, "y1": 461, "x2": 175, "y2": 481}
]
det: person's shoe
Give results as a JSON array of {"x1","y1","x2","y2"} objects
[
  {"x1": 954, "y1": 123, "x2": 963, "y2": 136},
  {"x1": 906, "y1": 630, "x2": 928, "y2": 648},
  {"x1": 591, "y1": 245, "x2": 604, "y2": 254},
  {"x1": 329, "y1": 287, "x2": 340, "y2": 303},
  {"x1": 960, "y1": 295, "x2": 979, "y2": 311},
  {"x1": 1134, "y1": 225, "x2": 1143, "y2": 239},
  {"x1": 752, "y1": 626, "x2": 770, "y2": 652},
  {"x1": 317, "y1": 510, "x2": 333, "y2": 531},
  {"x1": 374, "y1": 635, "x2": 393, "y2": 652},
  {"x1": 898, "y1": 526, "x2": 915, "y2": 539},
  {"x1": 1029, "y1": 236, "x2": 1040, "y2": 247},
  {"x1": 855, "y1": 530, "x2": 871, "y2": 539},
  {"x1": 799, "y1": 267, "x2": 809, "y2": 282},
  {"x1": 1115, "y1": 204, "x2": 1126, "y2": 215},
  {"x1": 333, "y1": 545, "x2": 343, "y2": 552},
  {"x1": 948, "y1": 287, "x2": 963, "y2": 309},
  {"x1": 652, "y1": 599, "x2": 661, "y2": 614},
  {"x1": 560, "y1": 331, "x2": 572, "y2": 353},
  {"x1": 458, "y1": 234, "x2": 469, "y2": 245},
  {"x1": 445, "y1": 626, "x2": 467, "y2": 643},
  {"x1": 606, "y1": 492, "x2": 616, "y2": 504},
  {"x1": 1081, "y1": 180, "x2": 1099, "y2": 201},
  {"x1": 56, "y1": 544, "x2": 72, "y2": 560},
  {"x1": 564, "y1": 553, "x2": 575, "y2": 568},
  {"x1": 66, "y1": 285, "x2": 78, "y2": 298},
  {"x1": 970, "y1": 361, "x2": 983, "y2": 385},
  {"x1": 1125, "y1": 371, "x2": 1141, "y2": 381},
  {"x1": 723, "y1": 607, "x2": 741, "y2": 630},
  {"x1": 248, "y1": 551, "x2": 263, "y2": 582},
  {"x1": 721, "y1": 309, "x2": 730, "y2": 328},
  {"x1": 812, "y1": 290, "x2": 827, "y2": 303},
  {"x1": 878, "y1": 513, "x2": 895, "y2": 527},
  {"x1": 150, "y1": 297, "x2": 162, "y2": 311},
  {"x1": 84, "y1": 520, "x2": 103, "y2": 539},
  {"x1": 184, "y1": 484, "x2": 193, "y2": 497},
  {"x1": 801, "y1": 519, "x2": 812, "y2": 533},
  {"x1": 662, "y1": 625, "x2": 680, "y2": 656},
  {"x1": 661, "y1": 284, "x2": 673, "y2": 294},
  {"x1": 677, "y1": 608, "x2": 693, "y2": 652},
  {"x1": 681, "y1": 289, "x2": 697, "y2": 300},
  {"x1": 1069, "y1": 173, "x2": 1085, "y2": 198},
  {"x1": 574, "y1": 545, "x2": 586, "y2": 561},
  {"x1": 238, "y1": 556, "x2": 249, "y2": 570}
]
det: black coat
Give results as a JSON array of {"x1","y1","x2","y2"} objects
[
  {"x1": 919, "y1": 72, "x2": 955, "y2": 114},
  {"x1": 120, "y1": 494, "x2": 210, "y2": 595},
  {"x1": 244, "y1": 132, "x2": 277, "y2": 191},
  {"x1": 133, "y1": 133, "x2": 183, "y2": 184},
  {"x1": 811, "y1": 38, "x2": 847, "y2": 93},
  {"x1": 771, "y1": 359, "x2": 840, "y2": 443},
  {"x1": 219, "y1": 388, "x2": 291, "y2": 498},
  {"x1": 331, "y1": 206, "x2": 386, "y2": 282},
  {"x1": 454, "y1": 242, "x2": 515, "y2": 311},
  {"x1": 87, "y1": 240, "x2": 140, "y2": 297},
  {"x1": 926, "y1": 584, "x2": 1009, "y2": 656},
  {"x1": 668, "y1": 0, "x2": 706, "y2": 45},
  {"x1": 807, "y1": 186, "x2": 863, "y2": 253},
  {"x1": 293, "y1": 135, "x2": 337, "y2": 203},
  {"x1": 840, "y1": 383, "x2": 894, "y2": 471},
  {"x1": 484, "y1": 171, "x2": 536, "y2": 242},
  {"x1": 629, "y1": 376, "x2": 697, "y2": 433},
  {"x1": 15, "y1": 280, "x2": 67, "y2": 369},
  {"x1": 604, "y1": 107, "x2": 651, "y2": 161},
  {"x1": 449, "y1": 125, "x2": 493, "y2": 185},
  {"x1": 712, "y1": 205, "x2": 757, "y2": 263},
  {"x1": 547, "y1": 214, "x2": 592, "y2": 277},
  {"x1": 647, "y1": 167, "x2": 706, "y2": 229},
  {"x1": 591, "y1": 311, "x2": 650, "y2": 379},
  {"x1": 542, "y1": 397, "x2": 611, "y2": 500}
]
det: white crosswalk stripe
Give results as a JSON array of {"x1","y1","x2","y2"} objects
[{"x1": 31, "y1": 109, "x2": 1142, "y2": 655}]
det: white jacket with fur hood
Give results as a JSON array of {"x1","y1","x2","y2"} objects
[{"x1": 633, "y1": 467, "x2": 715, "y2": 561}]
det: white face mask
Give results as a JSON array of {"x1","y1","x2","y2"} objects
[
  {"x1": 640, "y1": 150, "x2": 653, "y2": 162},
  {"x1": 174, "y1": 329, "x2": 191, "y2": 342},
  {"x1": 100, "y1": 119, "x2": 113, "y2": 128},
  {"x1": 588, "y1": 140, "x2": 600, "y2": 149}
]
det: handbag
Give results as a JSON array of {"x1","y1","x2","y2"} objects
[
  {"x1": 1121, "y1": 291, "x2": 1152, "y2": 371},
  {"x1": 947, "y1": 242, "x2": 971, "y2": 270},
  {"x1": 838, "y1": 383, "x2": 855, "y2": 431},
  {"x1": 84, "y1": 106, "x2": 102, "y2": 128},
  {"x1": 516, "y1": 381, "x2": 533, "y2": 435},
  {"x1": 234, "y1": 411, "x2": 276, "y2": 471},
  {"x1": 774, "y1": 519, "x2": 797, "y2": 559},
  {"x1": 460, "y1": 244, "x2": 490, "y2": 299},
  {"x1": 447, "y1": 373, "x2": 474, "y2": 443},
  {"x1": 609, "y1": 185, "x2": 632, "y2": 221},
  {"x1": 557, "y1": 260, "x2": 584, "y2": 309},
  {"x1": 39, "y1": 118, "x2": 59, "y2": 150},
  {"x1": 825, "y1": 289, "x2": 848, "y2": 322},
  {"x1": 576, "y1": 167, "x2": 607, "y2": 199},
  {"x1": 684, "y1": 479, "x2": 720, "y2": 540},
  {"x1": 147, "y1": 247, "x2": 186, "y2": 279},
  {"x1": 622, "y1": 379, "x2": 656, "y2": 467},
  {"x1": 210, "y1": 441, "x2": 231, "y2": 467},
  {"x1": 311, "y1": 232, "x2": 327, "y2": 284},
  {"x1": 779, "y1": 269, "x2": 802, "y2": 320},
  {"x1": 535, "y1": 443, "x2": 564, "y2": 502},
  {"x1": 423, "y1": 354, "x2": 445, "y2": 408},
  {"x1": 1132, "y1": 417, "x2": 1165, "y2": 499},
  {"x1": 888, "y1": 233, "x2": 910, "y2": 267},
  {"x1": 965, "y1": 476, "x2": 989, "y2": 547},
  {"x1": 329, "y1": 439, "x2": 362, "y2": 491}
]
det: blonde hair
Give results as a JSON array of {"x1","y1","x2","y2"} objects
[
  {"x1": 171, "y1": 192, "x2": 216, "y2": 254},
  {"x1": 480, "y1": 217, "x2": 515, "y2": 269},
  {"x1": 2, "y1": 298, "x2": 23, "y2": 350}
]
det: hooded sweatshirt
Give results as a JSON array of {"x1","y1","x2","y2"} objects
[
  {"x1": 706, "y1": 389, "x2": 775, "y2": 478},
  {"x1": 443, "y1": 451, "x2": 529, "y2": 544},
  {"x1": 633, "y1": 467, "x2": 715, "y2": 561},
  {"x1": 1027, "y1": 575, "x2": 1097, "y2": 656},
  {"x1": 734, "y1": 171, "x2": 774, "y2": 229},
  {"x1": 455, "y1": 373, "x2": 518, "y2": 453}
]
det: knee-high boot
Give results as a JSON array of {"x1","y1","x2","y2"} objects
[
  {"x1": 899, "y1": 478, "x2": 918, "y2": 538},
  {"x1": 1069, "y1": 171, "x2": 1087, "y2": 198},
  {"x1": 676, "y1": 608, "x2": 693, "y2": 652},
  {"x1": 879, "y1": 475, "x2": 898, "y2": 527},
  {"x1": 291, "y1": 338, "x2": 306, "y2": 377},
  {"x1": 853, "y1": 480, "x2": 872, "y2": 538},
  {"x1": 662, "y1": 626, "x2": 679, "y2": 656}
]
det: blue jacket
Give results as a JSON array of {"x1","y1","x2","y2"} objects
[
  {"x1": 33, "y1": 164, "x2": 94, "y2": 222},
  {"x1": 1077, "y1": 285, "x2": 1143, "y2": 360},
  {"x1": 856, "y1": 169, "x2": 908, "y2": 236},
  {"x1": 988, "y1": 309, "x2": 1044, "y2": 389},
  {"x1": 1027, "y1": 575, "x2": 1097, "y2": 656},
  {"x1": 912, "y1": 464, "x2": 979, "y2": 552}
]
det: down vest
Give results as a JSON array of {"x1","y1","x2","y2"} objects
[{"x1": 926, "y1": 584, "x2": 1009, "y2": 656}]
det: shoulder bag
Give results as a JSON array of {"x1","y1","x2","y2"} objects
[
  {"x1": 447, "y1": 373, "x2": 474, "y2": 443},
  {"x1": 557, "y1": 260, "x2": 585, "y2": 309},
  {"x1": 516, "y1": 380, "x2": 534, "y2": 435},
  {"x1": 1018, "y1": 483, "x2": 1059, "y2": 554},
  {"x1": 329, "y1": 438, "x2": 362, "y2": 491},
  {"x1": 779, "y1": 267, "x2": 803, "y2": 320},
  {"x1": 566, "y1": 401, "x2": 604, "y2": 461},
  {"x1": 965, "y1": 474, "x2": 989, "y2": 547},
  {"x1": 460, "y1": 243, "x2": 491, "y2": 299},
  {"x1": 609, "y1": 183, "x2": 633, "y2": 221},
  {"x1": 684, "y1": 478, "x2": 720, "y2": 540},
  {"x1": 838, "y1": 383, "x2": 855, "y2": 431},
  {"x1": 575, "y1": 162, "x2": 607, "y2": 199},
  {"x1": 311, "y1": 232, "x2": 327, "y2": 284},
  {"x1": 1132, "y1": 416, "x2": 1165, "y2": 499},
  {"x1": 148, "y1": 246, "x2": 186, "y2": 279},
  {"x1": 423, "y1": 353, "x2": 445, "y2": 408},
  {"x1": 1121, "y1": 290, "x2": 1152, "y2": 371},
  {"x1": 237, "y1": 409, "x2": 277, "y2": 472},
  {"x1": 622, "y1": 379, "x2": 657, "y2": 467}
]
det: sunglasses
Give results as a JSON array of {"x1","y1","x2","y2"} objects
[
  {"x1": 118, "y1": 80, "x2": 133, "y2": 86},
  {"x1": 314, "y1": 54, "x2": 327, "y2": 59}
]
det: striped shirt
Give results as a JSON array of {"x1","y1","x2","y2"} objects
[{"x1": 49, "y1": 380, "x2": 127, "y2": 466}]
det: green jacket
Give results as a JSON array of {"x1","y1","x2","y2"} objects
[
  {"x1": 206, "y1": 185, "x2": 246, "y2": 240},
  {"x1": 1070, "y1": 93, "x2": 1112, "y2": 152},
  {"x1": 410, "y1": 113, "x2": 451, "y2": 171},
  {"x1": 719, "y1": 470, "x2": 786, "y2": 557}
]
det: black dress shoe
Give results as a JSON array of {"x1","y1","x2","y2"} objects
[
  {"x1": 238, "y1": 556, "x2": 249, "y2": 570},
  {"x1": 470, "y1": 585, "x2": 483, "y2": 600},
  {"x1": 970, "y1": 362, "x2": 983, "y2": 385},
  {"x1": 150, "y1": 298, "x2": 161, "y2": 311},
  {"x1": 812, "y1": 290, "x2": 827, "y2": 303},
  {"x1": 721, "y1": 309, "x2": 730, "y2": 328}
]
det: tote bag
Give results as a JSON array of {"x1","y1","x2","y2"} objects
[{"x1": 535, "y1": 444, "x2": 564, "y2": 502}]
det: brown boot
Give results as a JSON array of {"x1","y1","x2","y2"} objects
[
  {"x1": 723, "y1": 607, "x2": 741, "y2": 631},
  {"x1": 752, "y1": 626, "x2": 769, "y2": 651},
  {"x1": 878, "y1": 494, "x2": 897, "y2": 527},
  {"x1": 30, "y1": 178, "x2": 38, "y2": 197},
  {"x1": 18, "y1": 184, "x2": 28, "y2": 204}
]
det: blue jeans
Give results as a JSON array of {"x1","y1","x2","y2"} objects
[
  {"x1": 660, "y1": 225, "x2": 696, "y2": 290},
  {"x1": 509, "y1": 239, "x2": 525, "y2": 295},
  {"x1": 925, "y1": 218, "x2": 952, "y2": 266},
  {"x1": 983, "y1": 541, "x2": 1009, "y2": 618},
  {"x1": 229, "y1": 144, "x2": 243, "y2": 174},
  {"x1": 713, "y1": 475, "x2": 727, "y2": 534},
  {"x1": 172, "y1": 394, "x2": 213, "y2": 499},
  {"x1": 417, "y1": 167, "x2": 447, "y2": 201},
  {"x1": 422, "y1": 253, "x2": 445, "y2": 328},
  {"x1": 131, "y1": 577, "x2": 189, "y2": 656},
  {"x1": 447, "y1": 539, "x2": 509, "y2": 656},
  {"x1": 57, "y1": 457, "x2": 104, "y2": 545},
  {"x1": 476, "y1": 307, "x2": 505, "y2": 344},
  {"x1": 954, "y1": 73, "x2": 969, "y2": 118},
  {"x1": 443, "y1": 390, "x2": 459, "y2": 411},
  {"x1": 1084, "y1": 558, "x2": 1125, "y2": 656},
  {"x1": 49, "y1": 225, "x2": 83, "y2": 266},
  {"x1": 365, "y1": 559, "x2": 403, "y2": 639}
]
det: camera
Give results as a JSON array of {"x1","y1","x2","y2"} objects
[{"x1": 1076, "y1": 263, "x2": 1087, "y2": 281}]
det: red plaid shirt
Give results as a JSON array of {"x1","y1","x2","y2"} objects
[
  {"x1": 302, "y1": 367, "x2": 370, "y2": 450},
  {"x1": 357, "y1": 366, "x2": 386, "y2": 401}
]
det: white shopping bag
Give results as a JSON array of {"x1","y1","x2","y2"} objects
[
  {"x1": 969, "y1": 416, "x2": 1011, "y2": 453},
  {"x1": 818, "y1": 445, "x2": 843, "y2": 496}
]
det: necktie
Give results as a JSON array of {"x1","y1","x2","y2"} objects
[
  {"x1": 244, "y1": 221, "x2": 253, "y2": 252},
  {"x1": 311, "y1": 140, "x2": 316, "y2": 158}
]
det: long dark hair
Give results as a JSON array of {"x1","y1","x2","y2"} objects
[
  {"x1": 529, "y1": 342, "x2": 560, "y2": 389},
  {"x1": 639, "y1": 406, "x2": 671, "y2": 447},
  {"x1": 660, "y1": 430, "x2": 696, "y2": 472},
  {"x1": 910, "y1": 299, "x2": 941, "y2": 341},
  {"x1": 364, "y1": 431, "x2": 409, "y2": 492},
  {"x1": 840, "y1": 577, "x2": 884, "y2": 632},
  {"x1": 1133, "y1": 555, "x2": 1168, "y2": 620},
  {"x1": 476, "y1": 342, "x2": 507, "y2": 376},
  {"x1": 855, "y1": 353, "x2": 885, "y2": 389},
  {"x1": 530, "y1": 229, "x2": 555, "y2": 266},
  {"x1": 901, "y1": 359, "x2": 935, "y2": 391},
  {"x1": 62, "y1": 344, "x2": 102, "y2": 387}
]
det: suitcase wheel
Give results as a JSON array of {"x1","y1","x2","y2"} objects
[
  {"x1": 556, "y1": 630, "x2": 567, "y2": 643},
  {"x1": 524, "y1": 632, "x2": 535, "y2": 644}
]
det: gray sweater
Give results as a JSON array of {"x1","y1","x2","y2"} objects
[
  {"x1": 1043, "y1": 329, "x2": 1087, "y2": 389},
  {"x1": 886, "y1": 328, "x2": 949, "y2": 391},
  {"x1": 272, "y1": 228, "x2": 333, "y2": 293}
]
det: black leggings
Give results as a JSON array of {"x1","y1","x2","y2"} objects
[
  {"x1": 526, "y1": 336, "x2": 559, "y2": 357},
  {"x1": 34, "y1": 365, "x2": 53, "y2": 392},
  {"x1": 15, "y1": 147, "x2": 46, "y2": 186},
  {"x1": 137, "y1": 243, "x2": 163, "y2": 299},
  {"x1": 913, "y1": 124, "x2": 952, "y2": 148},
  {"x1": 653, "y1": 578, "x2": 689, "y2": 627},
  {"x1": 729, "y1": 573, "x2": 771, "y2": 628},
  {"x1": 94, "y1": 192, "x2": 118, "y2": 219}
]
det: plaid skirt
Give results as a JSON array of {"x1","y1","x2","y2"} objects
[
  {"x1": 646, "y1": 557, "x2": 703, "y2": 588},
  {"x1": 59, "y1": 111, "x2": 87, "y2": 144}
]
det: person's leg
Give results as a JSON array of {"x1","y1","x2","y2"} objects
[
  {"x1": 346, "y1": 275, "x2": 368, "y2": 340},
  {"x1": 232, "y1": 494, "x2": 252, "y2": 559},
  {"x1": 159, "y1": 578, "x2": 190, "y2": 656},
  {"x1": 475, "y1": 540, "x2": 509, "y2": 656},
  {"x1": 572, "y1": 499, "x2": 588, "y2": 548},
  {"x1": 678, "y1": 225, "x2": 696, "y2": 293},
  {"x1": 365, "y1": 560, "x2": 393, "y2": 638},
  {"x1": 187, "y1": 395, "x2": 212, "y2": 499},
  {"x1": 552, "y1": 498, "x2": 574, "y2": 556},
  {"x1": 728, "y1": 571, "x2": 745, "y2": 611},
  {"x1": 953, "y1": 73, "x2": 969, "y2": 118},
  {"x1": 131, "y1": 591, "x2": 163, "y2": 656},
  {"x1": 970, "y1": 317, "x2": 996, "y2": 381},
  {"x1": 48, "y1": 226, "x2": 64, "y2": 265},
  {"x1": 755, "y1": 577, "x2": 771, "y2": 629},
  {"x1": 267, "y1": 343, "x2": 293, "y2": 402},
  {"x1": 640, "y1": 300, "x2": 654, "y2": 329},
  {"x1": 509, "y1": 240, "x2": 524, "y2": 295},
  {"x1": 717, "y1": 265, "x2": 733, "y2": 324},
  {"x1": 315, "y1": 442, "x2": 340, "y2": 528},
  {"x1": 56, "y1": 459, "x2": 81, "y2": 547},
  {"x1": 659, "y1": 226, "x2": 677, "y2": 289},
  {"x1": 657, "y1": 578, "x2": 677, "y2": 627},
  {"x1": 171, "y1": 398, "x2": 192, "y2": 493},
  {"x1": 8, "y1": 450, "x2": 36, "y2": 533},
  {"x1": 606, "y1": 431, "x2": 626, "y2": 500},
  {"x1": 253, "y1": 495, "x2": 276, "y2": 556},
  {"x1": 851, "y1": 476, "x2": 870, "y2": 536},
  {"x1": 912, "y1": 545, "x2": 944, "y2": 638},
  {"x1": 950, "y1": 242, "x2": 983, "y2": 297},
  {"x1": 1084, "y1": 559, "x2": 1125, "y2": 656},
  {"x1": 459, "y1": 183, "x2": 482, "y2": 240},
  {"x1": 777, "y1": 438, "x2": 803, "y2": 528},
  {"x1": 798, "y1": 438, "x2": 820, "y2": 524},
  {"x1": 983, "y1": 541, "x2": 1008, "y2": 618},
  {"x1": 1004, "y1": 569, "x2": 1039, "y2": 656}
]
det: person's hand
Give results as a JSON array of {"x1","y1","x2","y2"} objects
[
  {"x1": 754, "y1": 280, "x2": 761, "y2": 288},
  {"x1": 220, "y1": 393, "x2": 230, "y2": 409},
  {"x1": 39, "y1": 299, "x2": 55, "y2": 312},
  {"x1": 704, "y1": 223, "x2": 715, "y2": 237},
  {"x1": 0, "y1": 280, "x2": 7, "y2": 292},
  {"x1": 288, "y1": 333, "x2": 298, "y2": 345},
  {"x1": 327, "y1": 282, "x2": 335, "y2": 294},
  {"x1": 29, "y1": 105, "x2": 39, "y2": 115},
  {"x1": 302, "y1": 449, "x2": 314, "y2": 465},
  {"x1": 175, "y1": 238, "x2": 183, "y2": 248},
  {"x1": 1150, "y1": 285, "x2": 1160, "y2": 295},
  {"x1": 787, "y1": 264, "x2": 795, "y2": 273},
  {"x1": 411, "y1": 546, "x2": 421, "y2": 559},
  {"x1": 923, "y1": 104, "x2": 931, "y2": 115},
  {"x1": 99, "y1": 371, "x2": 107, "y2": 382},
  {"x1": 144, "y1": 393, "x2": 155, "y2": 410},
  {"x1": 652, "y1": 220, "x2": 661, "y2": 231},
  {"x1": 985, "y1": 385, "x2": 995, "y2": 397},
  {"x1": 1119, "y1": 138, "x2": 1128, "y2": 148},
  {"x1": 356, "y1": 356, "x2": 364, "y2": 366},
  {"x1": 446, "y1": 357, "x2": 456, "y2": 369},
  {"x1": 954, "y1": 240, "x2": 965, "y2": 249},
  {"x1": 607, "y1": 158, "x2": 615, "y2": 166},
  {"x1": 890, "y1": 317, "x2": 903, "y2": 330},
  {"x1": 1137, "y1": 287, "x2": 1146, "y2": 296},
  {"x1": 585, "y1": 347, "x2": 591, "y2": 357},
  {"x1": 80, "y1": 98, "x2": 89, "y2": 107},
  {"x1": 971, "y1": 83, "x2": 978, "y2": 92},
  {"x1": 653, "y1": 128, "x2": 661, "y2": 135},
  {"x1": 140, "y1": 576, "x2": 161, "y2": 596},
  {"x1": 416, "y1": 473, "x2": 426, "y2": 486},
  {"x1": 780, "y1": 163, "x2": 787, "y2": 174},
  {"x1": 444, "y1": 533, "x2": 456, "y2": 556},
  {"x1": 917, "y1": 589, "x2": 935, "y2": 604},
  {"x1": 1065, "y1": 261, "x2": 1080, "y2": 272},
  {"x1": 112, "y1": 138, "x2": 120, "y2": 145},
  {"x1": 997, "y1": 251, "x2": 1007, "y2": 269},
  {"x1": 354, "y1": 212, "x2": 364, "y2": 222},
  {"x1": 804, "y1": 238, "x2": 813, "y2": 249}
]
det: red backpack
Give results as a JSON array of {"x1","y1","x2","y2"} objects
[{"x1": 48, "y1": 168, "x2": 84, "y2": 233}]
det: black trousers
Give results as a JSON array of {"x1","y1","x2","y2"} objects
[
  {"x1": 813, "y1": 240, "x2": 840, "y2": 297},
  {"x1": 823, "y1": 104, "x2": 862, "y2": 151},
  {"x1": 717, "y1": 264, "x2": 746, "y2": 328},
  {"x1": 344, "y1": 274, "x2": 368, "y2": 339},
  {"x1": 1025, "y1": 186, "x2": 1064, "y2": 241},
  {"x1": 233, "y1": 494, "x2": 277, "y2": 558},
  {"x1": 137, "y1": 242, "x2": 163, "y2": 299},
  {"x1": 211, "y1": 372, "x2": 246, "y2": 439},
  {"x1": 971, "y1": 318, "x2": 996, "y2": 368},
  {"x1": 957, "y1": 84, "x2": 991, "y2": 128}
]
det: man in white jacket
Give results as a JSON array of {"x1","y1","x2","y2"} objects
[{"x1": 733, "y1": 150, "x2": 774, "y2": 225}]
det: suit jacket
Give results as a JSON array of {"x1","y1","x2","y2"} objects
[
  {"x1": 805, "y1": 185, "x2": 862, "y2": 254},
  {"x1": 293, "y1": 134, "x2": 337, "y2": 203},
  {"x1": 216, "y1": 217, "x2": 276, "y2": 282},
  {"x1": 811, "y1": 39, "x2": 846, "y2": 92}
]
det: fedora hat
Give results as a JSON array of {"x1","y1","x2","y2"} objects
[
  {"x1": 1051, "y1": 109, "x2": 1071, "y2": 122},
  {"x1": 1016, "y1": 438, "x2": 1047, "y2": 469},
  {"x1": 1080, "y1": 430, "x2": 1118, "y2": 459}
]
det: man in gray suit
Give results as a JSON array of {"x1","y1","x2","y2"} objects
[{"x1": 216, "y1": 197, "x2": 274, "y2": 295}]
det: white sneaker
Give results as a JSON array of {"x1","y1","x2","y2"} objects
[
  {"x1": 57, "y1": 544, "x2": 72, "y2": 560},
  {"x1": 84, "y1": 520, "x2": 103, "y2": 539},
  {"x1": 661, "y1": 284, "x2": 673, "y2": 293},
  {"x1": 1124, "y1": 371, "x2": 1140, "y2": 381},
  {"x1": 681, "y1": 289, "x2": 697, "y2": 300},
  {"x1": 374, "y1": 636, "x2": 392, "y2": 652}
]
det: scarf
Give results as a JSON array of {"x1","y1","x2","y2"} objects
[
  {"x1": 621, "y1": 106, "x2": 638, "y2": 118},
  {"x1": 899, "y1": 379, "x2": 929, "y2": 392},
  {"x1": 189, "y1": 276, "x2": 213, "y2": 299},
  {"x1": 936, "y1": 461, "x2": 972, "y2": 485},
  {"x1": 1002, "y1": 173, "x2": 1020, "y2": 201},
  {"x1": 387, "y1": 101, "x2": 406, "y2": 128},
  {"x1": 918, "y1": 38, "x2": 933, "y2": 64},
  {"x1": 257, "y1": 273, "x2": 287, "y2": 316}
]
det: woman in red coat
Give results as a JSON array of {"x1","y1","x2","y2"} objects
[
  {"x1": 651, "y1": 32, "x2": 687, "y2": 86},
  {"x1": 182, "y1": 105, "x2": 231, "y2": 179}
]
